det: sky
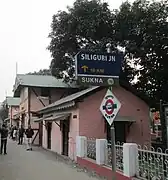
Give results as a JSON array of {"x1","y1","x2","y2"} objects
[{"x1": 0, "y1": 0, "x2": 133, "y2": 102}]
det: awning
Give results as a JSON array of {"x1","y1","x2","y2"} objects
[
  {"x1": 34, "y1": 117, "x2": 44, "y2": 123},
  {"x1": 114, "y1": 116, "x2": 136, "y2": 122},
  {"x1": 34, "y1": 113, "x2": 71, "y2": 123},
  {"x1": 44, "y1": 113, "x2": 71, "y2": 122}
]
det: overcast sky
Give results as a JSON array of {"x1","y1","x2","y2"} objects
[{"x1": 0, "y1": 0, "x2": 132, "y2": 102}]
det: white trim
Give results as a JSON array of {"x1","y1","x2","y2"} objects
[
  {"x1": 77, "y1": 74, "x2": 119, "y2": 78},
  {"x1": 75, "y1": 54, "x2": 78, "y2": 80}
]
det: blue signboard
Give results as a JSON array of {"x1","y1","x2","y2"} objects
[{"x1": 75, "y1": 51, "x2": 123, "y2": 78}]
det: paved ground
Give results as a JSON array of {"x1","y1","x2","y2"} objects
[{"x1": 0, "y1": 139, "x2": 99, "y2": 180}]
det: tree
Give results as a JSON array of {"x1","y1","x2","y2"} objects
[
  {"x1": 47, "y1": 0, "x2": 136, "y2": 82},
  {"x1": 27, "y1": 69, "x2": 51, "y2": 75},
  {"x1": 48, "y1": 0, "x2": 168, "y2": 104},
  {"x1": 0, "y1": 104, "x2": 8, "y2": 122},
  {"x1": 114, "y1": 0, "x2": 168, "y2": 103}
]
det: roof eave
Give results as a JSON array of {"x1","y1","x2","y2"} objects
[
  {"x1": 38, "y1": 101, "x2": 76, "y2": 114},
  {"x1": 13, "y1": 86, "x2": 21, "y2": 97}
]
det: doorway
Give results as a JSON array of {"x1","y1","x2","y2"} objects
[
  {"x1": 61, "y1": 120, "x2": 70, "y2": 156},
  {"x1": 114, "y1": 121, "x2": 126, "y2": 143},
  {"x1": 47, "y1": 122, "x2": 52, "y2": 149},
  {"x1": 21, "y1": 114, "x2": 25, "y2": 127},
  {"x1": 106, "y1": 121, "x2": 126, "y2": 143},
  {"x1": 39, "y1": 122, "x2": 43, "y2": 146}
]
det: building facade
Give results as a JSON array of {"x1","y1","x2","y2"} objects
[
  {"x1": 35, "y1": 85, "x2": 151, "y2": 160},
  {"x1": 3, "y1": 97, "x2": 20, "y2": 127},
  {"x1": 13, "y1": 74, "x2": 79, "y2": 144}
]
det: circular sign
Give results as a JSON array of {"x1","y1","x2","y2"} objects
[
  {"x1": 107, "y1": 78, "x2": 114, "y2": 86},
  {"x1": 104, "y1": 98, "x2": 114, "y2": 115}
]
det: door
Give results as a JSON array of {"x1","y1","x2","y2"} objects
[
  {"x1": 47, "y1": 122, "x2": 52, "y2": 149},
  {"x1": 114, "y1": 122, "x2": 126, "y2": 143},
  {"x1": 61, "y1": 120, "x2": 70, "y2": 156},
  {"x1": 106, "y1": 121, "x2": 126, "y2": 143},
  {"x1": 21, "y1": 114, "x2": 25, "y2": 127},
  {"x1": 39, "y1": 122, "x2": 43, "y2": 146}
]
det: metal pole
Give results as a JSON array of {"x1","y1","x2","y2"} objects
[
  {"x1": 159, "y1": 99, "x2": 166, "y2": 150},
  {"x1": 111, "y1": 124, "x2": 116, "y2": 179},
  {"x1": 106, "y1": 43, "x2": 116, "y2": 180},
  {"x1": 109, "y1": 86, "x2": 116, "y2": 180}
]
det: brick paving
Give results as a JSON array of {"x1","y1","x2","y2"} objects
[{"x1": 0, "y1": 139, "x2": 99, "y2": 180}]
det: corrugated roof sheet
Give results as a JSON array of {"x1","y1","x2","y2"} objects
[
  {"x1": 13, "y1": 74, "x2": 78, "y2": 92},
  {"x1": 39, "y1": 86, "x2": 99, "y2": 113},
  {"x1": 4, "y1": 97, "x2": 20, "y2": 106}
]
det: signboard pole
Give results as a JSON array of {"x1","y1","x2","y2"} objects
[
  {"x1": 75, "y1": 44, "x2": 122, "y2": 180},
  {"x1": 106, "y1": 44, "x2": 116, "y2": 180},
  {"x1": 109, "y1": 86, "x2": 116, "y2": 180}
]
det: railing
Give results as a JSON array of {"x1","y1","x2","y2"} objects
[
  {"x1": 106, "y1": 142, "x2": 123, "y2": 172},
  {"x1": 87, "y1": 138, "x2": 96, "y2": 160},
  {"x1": 82, "y1": 137, "x2": 168, "y2": 178},
  {"x1": 86, "y1": 138, "x2": 124, "y2": 172},
  {"x1": 138, "y1": 145, "x2": 168, "y2": 180}
]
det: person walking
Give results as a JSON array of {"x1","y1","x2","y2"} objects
[
  {"x1": 25, "y1": 124, "x2": 34, "y2": 151},
  {"x1": 0, "y1": 124, "x2": 8, "y2": 155},
  {"x1": 18, "y1": 125, "x2": 25, "y2": 145}
]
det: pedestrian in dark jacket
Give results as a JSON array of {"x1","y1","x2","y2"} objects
[
  {"x1": 25, "y1": 124, "x2": 34, "y2": 151},
  {"x1": 0, "y1": 124, "x2": 8, "y2": 155},
  {"x1": 18, "y1": 125, "x2": 25, "y2": 145}
]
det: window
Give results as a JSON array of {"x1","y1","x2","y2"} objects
[{"x1": 41, "y1": 88, "x2": 50, "y2": 97}]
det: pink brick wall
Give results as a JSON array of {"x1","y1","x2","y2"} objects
[
  {"x1": 12, "y1": 106, "x2": 19, "y2": 117},
  {"x1": 42, "y1": 121, "x2": 62, "y2": 153},
  {"x1": 68, "y1": 109, "x2": 79, "y2": 160},
  {"x1": 51, "y1": 122, "x2": 62, "y2": 153},
  {"x1": 8, "y1": 106, "x2": 20, "y2": 126},
  {"x1": 20, "y1": 87, "x2": 28, "y2": 113},
  {"x1": 78, "y1": 89, "x2": 106, "y2": 139},
  {"x1": 19, "y1": 87, "x2": 66, "y2": 127},
  {"x1": 30, "y1": 88, "x2": 71, "y2": 111},
  {"x1": 20, "y1": 88, "x2": 29, "y2": 128},
  {"x1": 42, "y1": 122, "x2": 47, "y2": 149},
  {"x1": 78, "y1": 87, "x2": 151, "y2": 145},
  {"x1": 30, "y1": 88, "x2": 49, "y2": 111},
  {"x1": 42, "y1": 109, "x2": 79, "y2": 161}
]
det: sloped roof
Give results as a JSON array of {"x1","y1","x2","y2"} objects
[
  {"x1": 38, "y1": 80, "x2": 151, "y2": 114},
  {"x1": 38, "y1": 86, "x2": 99, "y2": 113},
  {"x1": 13, "y1": 74, "x2": 78, "y2": 96},
  {"x1": 4, "y1": 97, "x2": 20, "y2": 106}
]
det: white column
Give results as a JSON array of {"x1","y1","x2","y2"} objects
[
  {"x1": 123, "y1": 143, "x2": 139, "y2": 177},
  {"x1": 76, "y1": 136, "x2": 87, "y2": 158},
  {"x1": 96, "y1": 139, "x2": 107, "y2": 165}
]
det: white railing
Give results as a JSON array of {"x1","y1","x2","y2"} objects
[
  {"x1": 106, "y1": 142, "x2": 123, "y2": 172},
  {"x1": 86, "y1": 138, "x2": 96, "y2": 160},
  {"x1": 77, "y1": 136, "x2": 168, "y2": 178},
  {"x1": 86, "y1": 138, "x2": 124, "y2": 172},
  {"x1": 138, "y1": 145, "x2": 168, "y2": 180}
]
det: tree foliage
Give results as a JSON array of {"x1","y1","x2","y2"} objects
[
  {"x1": 28, "y1": 69, "x2": 51, "y2": 75},
  {"x1": 116, "y1": 0, "x2": 168, "y2": 103},
  {"x1": 48, "y1": 0, "x2": 168, "y2": 103},
  {"x1": 0, "y1": 104, "x2": 8, "y2": 122},
  {"x1": 48, "y1": 0, "x2": 136, "y2": 82}
]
